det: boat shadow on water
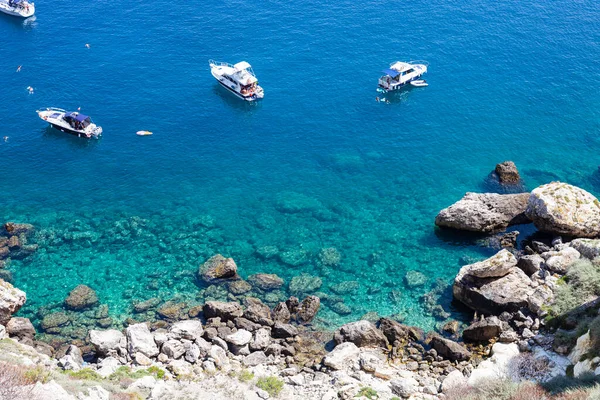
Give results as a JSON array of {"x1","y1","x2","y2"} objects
[
  {"x1": 211, "y1": 85, "x2": 262, "y2": 112},
  {"x1": 376, "y1": 86, "x2": 418, "y2": 104},
  {"x1": 41, "y1": 127, "x2": 100, "y2": 149},
  {"x1": 2, "y1": 14, "x2": 36, "y2": 29}
]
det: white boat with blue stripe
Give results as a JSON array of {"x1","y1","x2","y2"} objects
[
  {"x1": 209, "y1": 60, "x2": 264, "y2": 101},
  {"x1": 378, "y1": 61, "x2": 428, "y2": 92},
  {"x1": 0, "y1": 0, "x2": 34, "y2": 18}
]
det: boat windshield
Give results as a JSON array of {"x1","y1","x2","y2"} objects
[{"x1": 64, "y1": 113, "x2": 91, "y2": 130}]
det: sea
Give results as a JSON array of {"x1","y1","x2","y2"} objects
[{"x1": 0, "y1": 0, "x2": 599, "y2": 334}]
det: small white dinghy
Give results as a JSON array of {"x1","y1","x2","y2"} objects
[
  {"x1": 410, "y1": 79, "x2": 428, "y2": 87},
  {"x1": 0, "y1": 0, "x2": 35, "y2": 18}
]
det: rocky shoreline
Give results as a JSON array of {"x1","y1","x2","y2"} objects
[{"x1": 2, "y1": 163, "x2": 600, "y2": 399}]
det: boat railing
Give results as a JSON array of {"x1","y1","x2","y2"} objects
[
  {"x1": 208, "y1": 59, "x2": 235, "y2": 69},
  {"x1": 409, "y1": 60, "x2": 429, "y2": 67},
  {"x1": 37, "y1": 107, "x2": 66, "y2": 113}
]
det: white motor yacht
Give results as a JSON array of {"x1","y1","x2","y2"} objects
[
  {"x1": 37, "y1": 108, "x2": 103, "y2": 139},
  {"x1": 378, "y1": 61, "x2": 428, "y2": 92},
  {"x1": 0, "y1": 0, "x2": 34, "y2": 18},
  {"x1": 209, "y1": 60, "x2": 264, "y2": 101}
]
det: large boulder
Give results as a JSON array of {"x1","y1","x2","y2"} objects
[
  {"x1": 126, "y1": 323, "x2": 159, "y2": 358},
  {"x1": 517, "y1": 254, "x2": 544, "y2": 276},
  {"x1": 435, "y1": 192, "x2": 530, "y2": 233},
  {"x1": 89, "y1": 329, "x2": 125, "y2": 356},
  {"x1": 543, "y1": 247, "x2": 580, "y2": 274},
  {"x1": 323, "y1": 342, "x2": 360, "y2": 370},
  {"x1": 6, "y1": 317, "x2": 35, "y2": 342},
  {"x1": 0, "y1": 279, "x2": 26, "y2": 325},
  {"x1": 199, "y1": 254, "x2": 239, "y2": 283},
  {"x1": 203, "y1": 301, "x2": 243, "y2": 321},
  {"x1": 243, "y1": 298, "x2": 273, "y2": 326},
  {"x1": 453, "y1": 252, "x2": 533, "y2": 315},
  {"x1": 170, "y1": 320, "x2": 204, "y2": 342},
  {"x1": 459, "y1": 249, "x2": 517, "y2": 279},
  {"x1": 462, "y1": 316, "x2": 502, "y2": 343},
  {"x1": 334, "y1": 320, "x2": 388, "y2": 348},
  {"x1": 495, "y1": 161, "x2": 521, "y2": 184},
  {"x1": 430, "y1": 336, "x2": 471, "y2": 361},
  {"x1": 525, "y1": 182, "x2": 600, "y2": 238},
  {"x1": 65, "y1": 285, "x2": 98, "y2": 311}
]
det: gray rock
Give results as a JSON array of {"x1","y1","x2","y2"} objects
[
  {"x1": 243, "y1": 351, "x2": 268, "y2": 367},
  {"x1": 453, "y1": 262, "x2": 533, "y2": 315},
  {"x1": 430, "y1": 336, "x2": 471, "y2": 361},
  {"x1": 161, "y1": 339, "x2": 185, "y2": 359},
  {"x1": 170, "y1": 320, "x2": 204, "y2": 342},
  {"x1": 463, "y1": 316, "x2": 502, "y2": 343},
  {"x1": 234, "y1": 317, "x2": 261, "y2": 331},
  {"x1": 441, "y1": 370, "x2": 467, "y2": 393},
  {"x1": 209, "y1": 345, "x2": 229, "y2": 369},
  {"x1": 460, "y1": 249, "x2": 517, "y2": 279},
  {"x1": 544, "y1": 247, "x2": 580, "y2": 274},
  {"x1": 6, "y1": 317, "x2": 35, "y2": 342},
  {"x1": 0, "y1": 279, "x2": 26, "y2": 325},
  {"x1": 272, "y1": 302, "x2": 291, "y2": 323},
  {"x1": 168, "y1": 359, "x2": 193, "y2": 376},
  {"x1": 126, "y1": 323, "x2": 159, "y2": 358},
  {"x1": 334, "y1": 320, "x2": 388, "y2": 348},
  {"x1": 289, "y1": 274, "x2": 322, "y2": 296},
  {"x1": 64, "y1": 284, "x2": 98, "y2": 311},
  {"x1": 244, "y1": 298, "x2": 273, "y2": 326},
  {"x1": 525, "y1": 182, "x2": 600, "y2": 238},
  {"x1": 225, "y1": 329, "x2": 252, "y2": 346},
  {"x1": 571, "y1": 239, "x2": 600, "y2": 260},
  {"x1": 390, "y1": 377, "x2": 419, "y2": 398},
  {"x1": 272, "y1": 322, "x2": 298, "y2": 338},
  {"x1": 329, "y1": 281, "x2": 359, "y2": 295},
  {"x1": 199, "y1": 254, "x2": 239, "y2": 282},
  {"x1": 404, "y1": 271, "x2": 427, "y2": 288},
  {"x1": 323, "y1": 342, "x2": 360, "y2": 370},
  {"x1": 203, "y1": 301, "x2": 243, "y2": 321},
  {"x1": 89, "y1": 329, "x2": 125, "y2": 356},
  {"x1": 378, "y1": 318, "x2": 424, "y2": 343},
  {"x1": 250, "y1": 327, "x2": 271, "y2": 350},
  {"x1": 517, "y1": 254, "x2": 544, "y2": 276},
  {"x1": 527, "y1": 285, "x2": 554, "y2": 315},
  {"x1": 297, "y1": 295, "x2": 320, "y2": 323},
  {"x1": 435, "y1": 192, "x2": 530, "y2": 233},
  {"x1": 184, "y1": 341, "x2": 201, "y2": 363}
]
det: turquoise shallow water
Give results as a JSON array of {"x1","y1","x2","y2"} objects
[{"x1": 1, "y1": 0, "x2": 600, "y2": 334}]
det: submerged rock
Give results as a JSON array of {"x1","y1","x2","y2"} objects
[
  {"x1": 334, "y1": 320, "x2": 388, "y2": 348},
  {"x1": 404, "y1": 270, "x2": 428, "y2": 288},
  {"x1": 247, "y1": 274, "x2": 284, "y2": 291},
  {"x1": 525, "y1": 182, "x2": 600, "y2": 238},
  {"x1": 40, "y1": 311, "x2": 70, "y2": 331},
  {"x1": 435, "y1": 192, "x2": 530, "y2": 233},
  {"x1": 289, "y1": 274, "x2": 322, "y2": 296},
  {"x1": 199, "y1": 254, "x2": 239, "y2": 283},
  {"x1": 227, "y1": 280, "x2": 252, "y2": 295},
  {"x1": 0, "y1": 279, "x2": 26, "y2": 325},
  {"x1": 318, "y1": 247, "x2": 341, "y2": 267},
  {"x1": 329, "y1": 281, "x2": 359, "y2": 295},
  {"x1": 65, "y1": 285, "x2": 98, "y2": 311}
]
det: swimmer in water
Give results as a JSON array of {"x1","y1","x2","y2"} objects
[
  {"x1": 85, "y1": 44, "x2": 90, "y2": 49},
  {"x1": 3, "y1": 137, "x2": 8, "y2": 142},
  {"x1": 16, "y1": 65, "x2": 21, "y2": 72},
  {"x1": 376, "y1": 97, "x2": 380, "y2": 102},
  {"x1": 27, "y1": 86, "x2": 34, "y2": 94}
]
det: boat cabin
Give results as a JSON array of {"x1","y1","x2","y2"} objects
[{"x1": 63, "y1": 112, "x2": 91, "y2": 131}]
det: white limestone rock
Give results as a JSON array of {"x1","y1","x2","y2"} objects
[
  {"x1": 323, "y1": 342, "x2": 360, "y2": 370},
  {"x1": 89, "y1": 329, "x2": 125, "y2": 356},
  {"x1": 126, "y1": 323, "x2": 159, "y2": 358}
]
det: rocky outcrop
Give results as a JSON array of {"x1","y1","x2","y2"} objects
[
  {"x1": 462, "y1": 316, "x2": 502, "y2": 343},
  {"x1": 453, "y1": 250, "x2": 533, "y2": 315},
  {"x1": 430, "y1": 336, "x2": 471, "y2": 361},
  {"x1": 199, "y1": 254, "x2": 239, "y2": 283},
  {"x1": 378, "y1": 318, "x2": 424, "y2": 344},
  {"x1": 517, "y1": 254, "x2": 544, "y2": 276},
  {"x1": 543, "y1": 247, "x2": 580, "y2": 274},
  {"x1": 322, "y1": 342, "x2": 360, "y2": 370},
  {"x1": 0, "y1": 279, "x2": 26, "y2": 325},
  {"x1": 89, "y1": 329, "x2": 125, "y2": 356},
  {"x1": 495, "y1": 161, "x2": 521, "y2": 184},
  {"x1": 297, "y1": 295, "x2": 320, "y2": 323},
  {"x1": 334, "y1": 320, "x2": 388, "y2": 348},
  {"x1": 64, "y1": 284, "x2": 98, "y2": 310},
  {"x1": 435, "y1": 192, "x2": 530, "y2": 233},
  {"x1": 525, "y1": 182, "x2": 600, "y2": 238}
]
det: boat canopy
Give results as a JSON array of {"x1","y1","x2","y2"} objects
[
  {"x1": 390, "y1": 61, "x2": 413, "y2": 72},
  {"x1": 382, "y1": 68, "x2": 400, "y2": 78},
  {"x1": 234, "y1": 61, "x2": 251, "y2": 71},
  {"x1": 64, "y1": 112, "x2": 91, "y2": 128}
]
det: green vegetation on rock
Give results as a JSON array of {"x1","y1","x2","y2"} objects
[{"x1": 256, "y1": 376, "x2": 284, "y2": 397}]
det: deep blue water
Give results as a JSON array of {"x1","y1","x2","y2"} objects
[{"x1": 1, "y1": 0, "x2": 599, "y2": 333}]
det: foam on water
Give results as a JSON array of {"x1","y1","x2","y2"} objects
[{"x1": 0, "y1": 0, "x2": 599, "y2": 334}]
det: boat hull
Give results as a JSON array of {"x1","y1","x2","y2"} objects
[
  {"x1": 49, "y1": 123, "x2": 93, "y2": 138},
  {"x1": 210, "y1": 66, "x2": 263, "y2": 102},
  {"x1": 0, "y1": 2, "x2": 35, "y2": 17}
]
